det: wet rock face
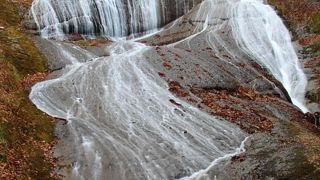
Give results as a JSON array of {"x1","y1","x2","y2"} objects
[
  {"x1": 28, "y1": 0, "x2": 203, "y2": 38},
  {"x1": 158, "y1": 0, "x2": 203, "y2": 26}
]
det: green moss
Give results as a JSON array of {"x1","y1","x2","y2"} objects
[
  {"x1": 0, "y1": 0, "x2": 21, "y2": 26},
  {"x1": 76, "y1": 39, "x2": 89, "y2": 46},
  {"x1": 0, "y1": 60, "x2": 21, "y2": 91},
  {"x1": 303, "y1": 41, "x2": 320, "y2": 58},
  {"x1": 284, "y1": 122, "x2": 320, "y2": 178},
  {"x1": 310, "y1": 12, "x2": 320, "y2": 34},
  {"x1": 305, "y1": 91, "x2": 318, "y2": 103},
  {"x1": 309, "y1": 42, "x2": 320, "y2": 56},
  {"x1": 19, "y1": 98, "x2": 54, "y2": 142},
  {"x1": 285, "y1": 148, "x2": 320, "y2": 179},
  {"x1": 25, "y1": 149, "x2": 54, "y2": 179},
  {"x1": 0, "y1": 153, "x2": 6, "y2": 162},
  {"x1": 0, "y1": 0, "x2": 47, "y2": 76},
  {"x1": 0, "y1": 125, "x2": 7, "y2": 145},
  {"x1": 0, "y1": 27, "x2": 47, "y2": 75}
]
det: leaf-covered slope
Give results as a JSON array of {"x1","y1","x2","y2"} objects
[{"x1": 0, "y1": 0, "x2": 56, "y2": 179}]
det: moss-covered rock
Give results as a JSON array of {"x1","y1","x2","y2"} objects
[
  {"x1": 0, "y1": 0, "x2": 56, "y2": 179},
  {"x1": 0, "y1": 27, "x2": 47, "y2": 75}
]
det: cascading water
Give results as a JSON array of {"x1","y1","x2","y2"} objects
[
  {"x1": 230, "y1": 0, "x2": 308, "y2": 112},
  {"x1": 29, "y1": 0, "x2": 309, "y2": 179},
  {"x1": 30, "y1": 41, "x2": 247, "y2": 179},
  {"x1": 30, "y1": 0, "x2": 202, "y2": 39},
  {"x1": 163, "y1": 0, "x2": 308, "y2": 112}
]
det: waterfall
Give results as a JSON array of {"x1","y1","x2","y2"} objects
[
  {"x1": 230, "y1": 0, "x2": 308, "y2": 112},
  {"x1": 30, "y1": 0, "x2": 202, "y2": 39},
  {"x1": 30, "y1": 40, "x2": 247, "y2": 179},
  {"x1": 29, "y1": 0, "x2": 309, "y2": 179},
  {"x1": 164, "y1": 0, "x2": 308, "y2": 112}
]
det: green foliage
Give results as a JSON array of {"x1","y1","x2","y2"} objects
[
  {"x1": 309, "y1": 42, "x2": 320, "y2": 56},
  {"x1": 310, "y1": 12, "x2": 320, "y2": 34},
  {"x1": 304, "y1": 42, "x2": 320, "y2": 57}
]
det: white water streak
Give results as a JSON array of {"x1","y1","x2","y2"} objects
[
  {"x1": 181, "y1": 136, "x2": 249, "y2": 180},
  {"x1": 167, "y1": 0, "x2": 308, "y2": 112},
  {"x1": 30, "y1": 0, "x2": 201, "y2": 39},
  {"x1": 30, "y1": 41, "x2": 246, "y2": 179},
  {"x1": 231, "y1": 0, "x2": 308, "y2": 112}
]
